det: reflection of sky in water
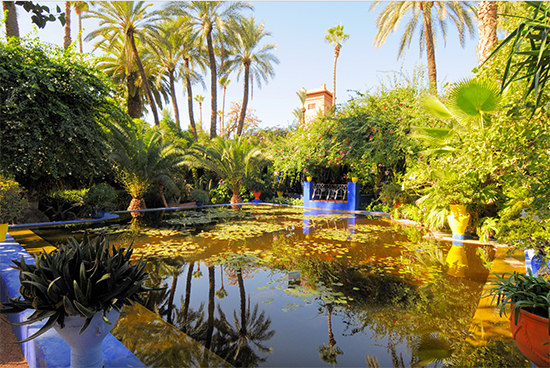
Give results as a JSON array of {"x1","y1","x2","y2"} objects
[
  {"x1": 31, "y1": 207, "x2": 499, "y2": 367},
  {"x1": 171, "y1": 266, "x2": 412, "y2": 367}
]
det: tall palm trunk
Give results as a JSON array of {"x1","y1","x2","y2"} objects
[
  {"x1": 221, "y1": 84, "x2": 227, "y2": 137},
  {"x1": 77, "y1": 10, "x2": 83, "y2": 53},
  {"x1": 184, "y1": 59, "x2": 198, "y2": 141},
  {"x1": 3, "y1": 2, "x2": 20, "y2": 39},
  {"x1": 169, "y1": 69, "x2": 181, "y2": 130},
  {"x1": 181, "y1": 261, "x2": 195, "y2": 333},
  {"x1": 421, "y1": 2, "x2": 437, "y2": 94},
  {"x1": 237, "y1": 62, "x2": 250, "y2": 136},
  {"x1": 205, "y1": 265, "x2": 215, "y2": 350},
  {"x1": 166, "y1": 270, "x2": 179, "y2": 325},
  {"x1": 237, "y1": 269, "x2": 247, "y2": 337},
  {"x1": 127, "y1": 72, "x2": 142, "y2": 119},
  {"x1": 206, "y1": 26, "x2": 218, "y2": 138},
  {"x1": 332, "y1": 44, "x2": 340, "y2": 106},
  {"x1": 478, "y1": 1, "x2": 498, "y2": 66},
  {"x1": 63, "y1": 1, "x2": 71, "y2": 50},
  {"x1": 128, "y1": 30, "x2": 160, "y2": 126}
]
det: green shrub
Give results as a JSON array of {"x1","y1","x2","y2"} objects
[
  {"x1": 266, "y1": 196, "x2": 303, "y2": 206},
  {"x1": 188, "y1": 189, "x2": 210, "y2": 205},
  {"x1": 40, "y1": 189, "x2": 87, "y2": 221},
  {"x1": 0, "y1": 176, "x2": 30, "y2": 224},
  {"x1": 83, "y1": 184, "x2": 117, "y2": 211},
  {"x1": 210, "y1": 183, "x2": 231, "y2": 204}
]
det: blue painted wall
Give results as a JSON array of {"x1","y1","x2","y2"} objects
[{"x1": 303, "y1": 181, "x2": 360, "y2": 212}]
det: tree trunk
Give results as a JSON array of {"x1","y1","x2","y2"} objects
[
  {"x1": 221, "y1": 85, "x2": 227, "y2": 137},
  {"x1": 478, "y1": 1, "x2": 498, "y2": 66},
  {"x1": 166, "y1": 270, "x2": 178, "y2": 325},
  {"x1": 236, "y1": 63, "x2": 250, "y2": 136},
  {"x1": 332, "y1": 44, "x2": 340, "y2": 106},
  {"x1": 128, "y1": 197, "x2": 146, "y2": 218},
  {"x1": 421, "y1": 2, "x2": 437, "y2": 94},
  {"x1": 169, "y1": 69, "x2": 181, "y2": 130},
  {"x1": 205, "y1": 265, "x2": 215, "y2": 350},
  {"x1": 184, "y1": 59, "x2": 198, "y2": 141},
  {"x1": 231, "y1": 191, "x2": 242, "y2": 210},
  {"x1": 206, "y1": 26, "x2": 218, "y2": 139},
  {"x1": 127, "y1": 72, "x2": 142, "y2": 119},
  {"x1": 128, "y1": 30, "x2": 160, "y2": 126},
  {"x1": 78, "y1": 12, "x2": 83, "y2": 53},
  {"x1": 237, "y1": 269, "x2": 247, "y2": 337},
  {"x1": 3, "y1": 2, "x2": 20, "y2": 39},
  {"x1": 181, "y1": 261, "x2": 194, "y2": 333},
  {"x1": 63, "y1": 1, "x2": 71, "y2": 50}
]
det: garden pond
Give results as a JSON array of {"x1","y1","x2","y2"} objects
[{"x1": 23, "y1": 205, "x2": 530, "y2": 367}]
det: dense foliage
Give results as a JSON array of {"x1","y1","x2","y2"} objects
[{"x1": 0, "y1": 38, "x2": 127, "y2": 191}]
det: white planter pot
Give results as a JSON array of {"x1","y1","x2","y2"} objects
[{"x1": 54, "y1": 309, "x2": 120, "y2": 368}]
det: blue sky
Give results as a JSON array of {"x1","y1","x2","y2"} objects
[{"x1": 5, "y1": 1, "x2": 480, "y2": 130}]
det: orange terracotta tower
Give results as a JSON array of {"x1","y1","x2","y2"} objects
[{"x1": 303, "y1": 83, "x2": 333, "y2": 124}]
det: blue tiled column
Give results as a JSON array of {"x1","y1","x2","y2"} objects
[
  {"x1": 303, "y1": 181, "x2": 313, "y2": 208},
  {"x1": 347, "y1": 182, "x2": 360, "y2": 211}
]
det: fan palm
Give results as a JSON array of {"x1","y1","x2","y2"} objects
[
  {"x1": 166, "y1": 1, "x2": 253, "y2": 138},
  {"x1": 63, "y1": 1, "x2": 71, "y2": 49},
  {"x1": 85, "y1": 1, "x2": 161, "y2": 125},
  {"x1": 227, "y1": 16, "x2": 279, "y2": 136},
  {"x1": 324, "y1": 24, "x2": 349, "y2": 106},
  {"x1": 370, "y1": 1, "x2": 475, "y2": 93},
  {"x1": 3, "y1": 2, "x2": 19, "y2": 39},
  {"x1": 106, "y1": 119, "x2": 185, "y2": 216},
  {"x1": 184, "y1": 136, "x2": 269, "y2": 206}
]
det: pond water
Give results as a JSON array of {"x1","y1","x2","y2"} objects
[{"x1": 28, "y1": 205, "x2": 529, "y2": 367}]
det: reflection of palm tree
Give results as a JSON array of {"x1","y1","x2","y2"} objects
[
  {"x1": 215, "y1": 269, "x2": 275, "y2": 367},
  {"x1": 206, "y1": 265, "x2": 216, "y2": 350},
  {"x1": 216, "y1": 264, "x2": 229, "y2": 299},
  {"x1": 318, "y1": 304, "x2": 344, "y2": 366}
]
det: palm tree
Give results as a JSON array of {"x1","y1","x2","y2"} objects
[
  {"x1": 166, "y1": 1, "x2": 253, "y2": 139},
  {"x1": 477, "y1": 1, "x2": 498, "y2": 66},
  {"x1": 227, "y1": 16, "x2": 279, "y2": 136},
  {"x1": 214, "y1": 269, "x2": 275, "y2": 367},
  {"x1": 184, "y1": 136, "x2": 269, "y2": 206},
  {"x1": 297, "y1": 88, "x2": 306, "y2": 125},
  {"x1": 194, "y1": 94, "x2": 205, "y2": 130},
  {"x1": 72, "y1": 1, "x2": 92, "y2": 53},
  {"x1": 370, "y1": 1, "x2": 475, "y2": 94},
  {"x1": 318, "y1": 304, "x2": 344, "y2": 366},
  {"x1": 63, "y1": 1, "x2": 71, "y2": 49},
  {"x1": 85, "y1": 1, "x2": 161, "y2": 125},
  {"x1": 3, "y1": 2, "x2": 20, "y2": 39},
  {"x1": 148, "y1": 18, "x2": 187, "y2": 131},
  {"x1": 324, "y1": 25, "x2": 349, "y2": 106},
  {"x1": 218, "y1": 76, "x2": 231, "y2": 137},
  {"x1": 106, "y1": 119, "x2": 184, "y2": 216}
]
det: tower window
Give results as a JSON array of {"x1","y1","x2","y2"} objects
[{"x1": 308, "y1": 103, "x2": 316, "y2": 110}]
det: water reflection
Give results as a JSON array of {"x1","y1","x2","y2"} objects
[{"x1": 32, "y1": 207, "x2": 528, "y2": 367}]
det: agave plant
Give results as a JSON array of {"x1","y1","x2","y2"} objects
[{"x1": 0, "y1": 233, "x2": 152, "y2": 342}]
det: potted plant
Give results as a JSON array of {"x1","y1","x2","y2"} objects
[
  {"x1": 487, "y1": 271, "x2": 550, "y2": 367},
  {"x1": 0, "y1": 176, "x2": 30, "y2": 241},
  {"x1": 83, "y1": 184, "x2": 117, "y2": 218},
  {"x1": 0, "y1": 233, "x2": 152, "y2": 368},
  {"x1": 273, "y1": 181, "x2": 285, "y2": 198},
  {"x1": 245, "y1": 176, "x2": 264, "y2": 200}
]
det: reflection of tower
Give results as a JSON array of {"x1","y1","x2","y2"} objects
[{"x1": 303, "y1": 84, "x2": 334, "y2": 124}]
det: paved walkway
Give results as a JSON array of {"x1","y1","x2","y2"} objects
[{"x1": 0, "y1": 303, "x2": 28, "y2": 368}]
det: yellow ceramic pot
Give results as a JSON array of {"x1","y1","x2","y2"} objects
[
  {"x1": 447, "y1": 204, "x2": 470, "y2": 236},
  {"x1": 0, "y1": 223, "x2": 8, "y2": 242},
  {"x1": 306, "y1": 176, "x2": 313, "y2": 182},
  {"x1": 277, "y1": 191, "x2": 283, "y2": 198},
  {"x1": 351, "y1": 177, "x2": 359, "y2": 183}
]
